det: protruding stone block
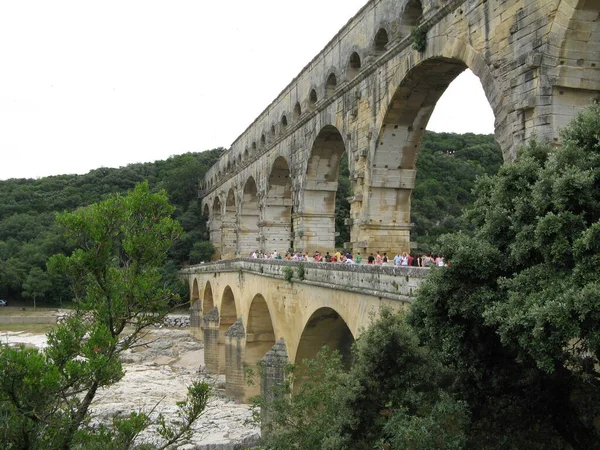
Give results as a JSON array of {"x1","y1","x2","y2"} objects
[
  {"x1": 203, "y1": 307, "x2": 220, "y2": 374},
  {"x1": 225, "y1": 317, "x2": 246, "y2": 401}
]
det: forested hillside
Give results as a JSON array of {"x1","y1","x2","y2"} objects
[
  {"x1": 0, "y1": 148, "x2": 223, "y2": 303},
  {"x1": 411, "y1": 131, "x2": 503, "y2": 250},
  {"x1": 0, "y1": 131, "x2": 501, "y2": 305}
]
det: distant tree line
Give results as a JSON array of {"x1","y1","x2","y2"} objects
[{"x1": 0, "y1": 148, "x2": 223, "y2": 304}]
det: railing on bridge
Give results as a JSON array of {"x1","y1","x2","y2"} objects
[{"x1": 181, "y1": 258, "x2": 430, "y2": 302}]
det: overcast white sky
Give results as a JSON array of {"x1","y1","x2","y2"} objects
[{"x1": 0, "y1": 0, "x2": 494, "y2": 181}]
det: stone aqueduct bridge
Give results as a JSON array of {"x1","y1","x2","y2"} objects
[
  {"x1": 182, "y1": 260, "x2": 427, "y2": 401},
  {"x1": 199, "y1": 0, "x2": 600, "y2": 259}
]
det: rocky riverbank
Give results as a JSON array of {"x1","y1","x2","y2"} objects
[{"x1": 1, "y1": 328, "x2": 261, "y2": 449}]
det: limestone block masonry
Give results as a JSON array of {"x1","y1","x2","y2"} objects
[
  {"x1": 183, "y1": 259, "x2": 428, "y2": 401},
  {"x1": 198, "y1": 0, "x2": 600, "y2": 259}
]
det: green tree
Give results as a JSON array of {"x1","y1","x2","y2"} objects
[
  {"x1": 21, "y1": 267, "x2": 52, "y2": 309},
  {"x1": 254, "y1": 310, "x2": 469, "y2": 450},
  {"x1": 189, "y1": 241, "x2": 215, "y2": 264},
  {"x1": 330, "y1": 309, "x2": 468, "y2": 450},
  {"x1": 0, "y1": 182, "x2": 210, "y2": 449},
  {"x1": 409, "y1": 103, "x2": 600, "y2": 448},
  {"x1": 254, "y1": 347, "x2": 348, "y2": 450}
]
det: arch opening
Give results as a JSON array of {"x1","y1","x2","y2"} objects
[
  {"x1": 374, "y1": 28, "x2": 389, "y2": 53},
  {"x1": 203, "y1": 281, "x2": 214, "y2": 313},
  {"x1": 245, "y1": 294, "x2": 276, "y2": 398},
  {"x1": 222, "y1": 189, "x2": 237, "y2": 258},
  {"x1": 309, "y1": 89, "x2": 318, "y2": 107},
  {"x1": 265, "y1": 156, "x2": 293, "y2": 253},
  {"x1": 218, "y1": 286, "x2": 238, "y2": 374},
  {"x1": 367, "y1": 57, "x2": 499, "y2": 257},
  {"x1": 347, "y1": 52, "x2": 361, "y2": 80},
  {"x1": 293, "y1": 102, "x2": 302, "y2": 120},
  {"x1": 211, "y1": 197, "x2": 222, "y2": 258},
  {"x1": 326, "y1": 73, "x2": 337, "y2": 97},
  {"x1": 281, "y1": 114, "x2": 288, "y2": 129},
  {"x1": 239, "y1": 177, "x2": 260, "y2": 256},
  {"x1": 192, "y1": 278, "x2": 199, "y2": 300},
  {"x1": 399, "y1": 0, "x2": 423, "y2": 38},
  {"x1": 298, "y1": 125, "x2": 347, "y2": 253},
  {"x1": 202, "y1": 203, "x2": 210, "y2": 241},
  {"x1": 294, "y1": 307, "x2": 355, "y2": 392}
]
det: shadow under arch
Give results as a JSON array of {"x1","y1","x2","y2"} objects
[
  {"x1": 399, "y1": 0, "x2": 423, "y2": 39},
  {"x1": 239, "y1": 177, "x2": 260, "y2": 256},
  {"x1": 297, "y1": 125, "x2": 347, "y2": 253},
  {"x1": 191, "y1": 278, "x2": 200, "y2": 305},
  {"x1": 203, "y1": 281, "x2": 214, "y2": 313},
  {"x1": 245, "y1": 293, "x2": 276, "y2": 398},
  {"x1": 265, "y1": 156, "x2": 293, "y2": 253},
  {"x1": 295, "y1": 307, "x2": 355, "y2": 369},
  {"x1": 217, "y1": 285, "x2": 238, "y2": 374},
  {"x1": 293, "y1": 307, "x2": 355, "y2": 394}
]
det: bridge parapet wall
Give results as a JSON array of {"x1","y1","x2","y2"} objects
[{"x1": 182, "y1": 258, "x2": 428, "y2": 302}]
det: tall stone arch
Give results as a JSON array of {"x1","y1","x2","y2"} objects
[
  {"x1": 222, "y1": 189, "x2": 237, "y2": 259},
  {"x1": 264, "y1": 156, "x2": 293, "y2": 253},
  {"x1": 245, "y1": 293, "x2": 276, "y2": 399},
  {"x1": 203, "y1": 281, "x2": 214, "y2": 313},
  {"x1": 352, "y1": 36, "x2": 503, "y2": 256},
  {"x1": 295, "y1": 125, "x2": 348, "y2": 253},
  {"x1": 239, "y1": 177, "x2": 260, "y2": 256},
  {"x1": 216, "y1": 286, "x2": 238, "y2": 374},
  {"x1": 295, "y1": 307, "x2": 355, "y2": 368},
  {"x1": 211, "y1": 197, "x2": 222, "y2": 258},
  {"x1": 294, "y1": 307, "x2": 355, "y2": 392}
]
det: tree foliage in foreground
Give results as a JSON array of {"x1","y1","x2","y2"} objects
[
  {"x1": 0, "y1": 182, "x2": 210, "y2": 449},
  {"x1": 255, "y1": 104, "x2": 600, "y2": 449},
  {"x1": 411, "y1": 103, "x2": 600, "y2": 448},
  {"x1": 255, "y1": 310, "x2": 469, "y2": 450}
]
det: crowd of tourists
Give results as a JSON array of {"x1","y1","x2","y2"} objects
[{"x1": 247, "y1": 249, "x2": 446, "y2": 267}]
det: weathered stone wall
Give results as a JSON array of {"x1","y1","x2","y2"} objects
[{"x1": 199, "y1": 0, "x2": 600, "y2": 259}]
